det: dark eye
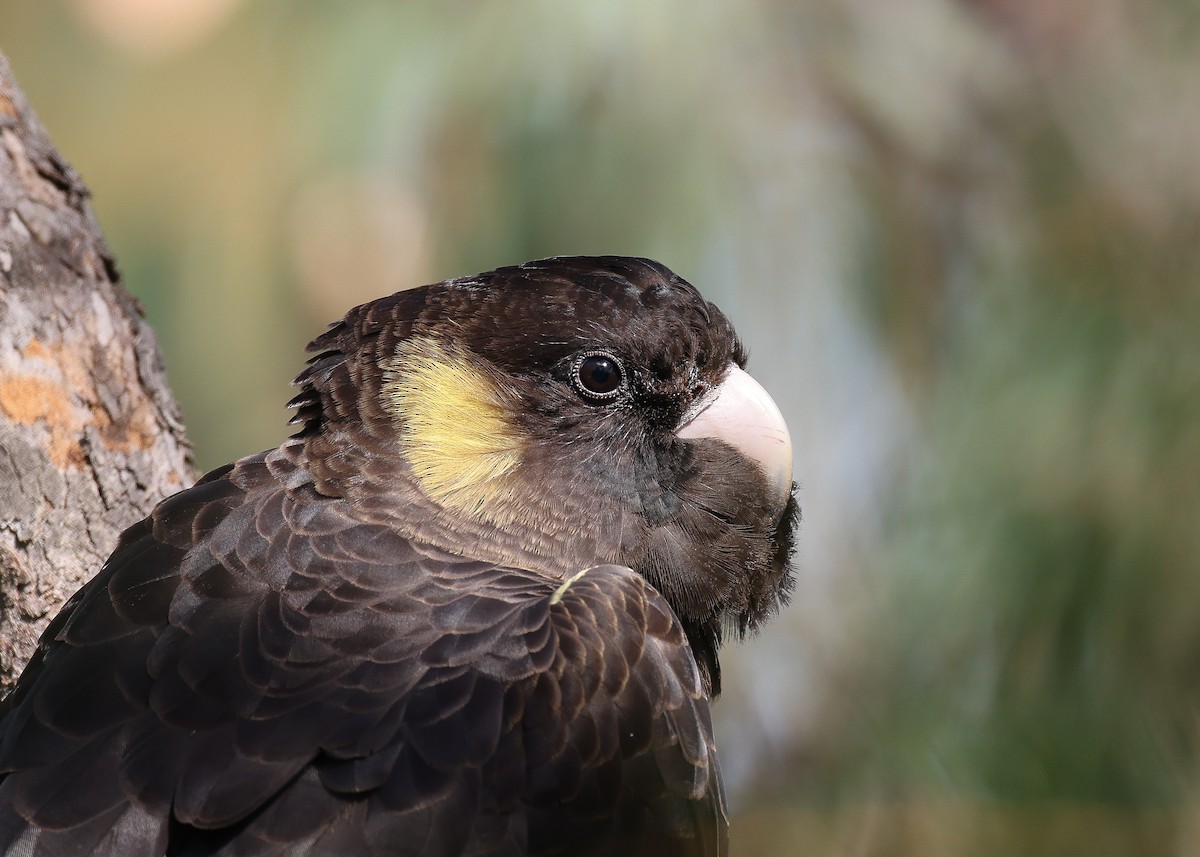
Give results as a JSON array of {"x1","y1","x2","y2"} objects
[{"x1": 573, "y1": 351, "x2": 624, "y2": 400}]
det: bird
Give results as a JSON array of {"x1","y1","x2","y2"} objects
[{"x1": 0, "y1": 255, "x2": 798, "y2": 856}]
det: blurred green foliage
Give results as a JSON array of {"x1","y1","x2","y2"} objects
[{"x1": 3, "y1": 0, "x2": 1199, "y2": 854}]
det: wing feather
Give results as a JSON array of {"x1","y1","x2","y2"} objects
[{"x1": 0, "y1": 455, "x2": 727, "y2": 856}]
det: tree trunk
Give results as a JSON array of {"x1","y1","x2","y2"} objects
[{"x1": 0, "y1": 52, "x2": 196, "y2": 694}]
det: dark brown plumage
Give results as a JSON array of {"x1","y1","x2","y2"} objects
[{"x1": 0, "y1": 256, "x2": 798, "y2": 856}]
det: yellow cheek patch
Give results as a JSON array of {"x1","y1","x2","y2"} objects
[{"x1": 382, "y1": 337, "x2": 524, "y2": 514}]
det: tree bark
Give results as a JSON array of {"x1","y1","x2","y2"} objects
[{"x1": 0, "y1": 52, "x2": 196, "y2": 694}]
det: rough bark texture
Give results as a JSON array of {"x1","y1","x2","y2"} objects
[{"x1": 0, "y1": 52, "x2": 196, "y2": 694}]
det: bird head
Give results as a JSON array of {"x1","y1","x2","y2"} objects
[{"x1": 288, "y1": 256, "x2": 798, "y2": 693}]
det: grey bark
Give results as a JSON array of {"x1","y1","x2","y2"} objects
[{"x1": 0, "y1": 52, "x2": 196, "y2": 694}]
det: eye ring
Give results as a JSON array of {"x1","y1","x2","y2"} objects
[{"x1": 572, "y1": 351, "x2": 625, "y2": 401}]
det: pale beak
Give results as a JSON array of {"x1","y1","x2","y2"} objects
[{"x1": 677, "y1": 365, "x2": 794, "y2": 505}]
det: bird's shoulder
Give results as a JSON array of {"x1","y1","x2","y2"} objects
[{"x1": 0, "y1": 447, "x2": 727, "y2": 856}]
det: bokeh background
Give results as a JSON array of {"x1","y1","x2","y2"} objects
[{"x1": 3, "y1": 1, "x2": 1198, "y2": 853}]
